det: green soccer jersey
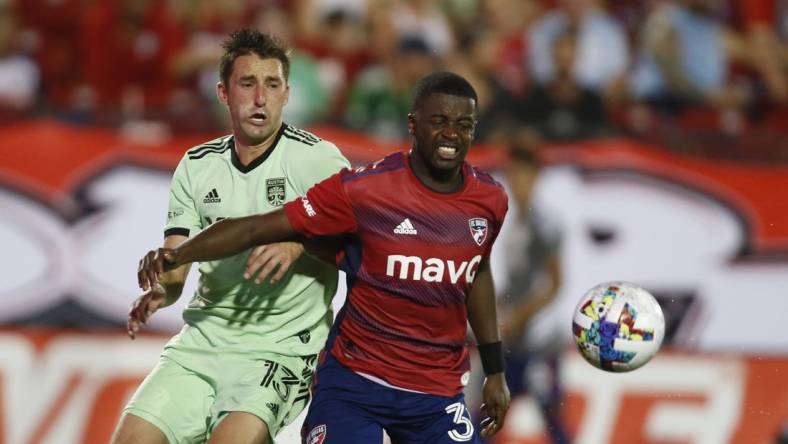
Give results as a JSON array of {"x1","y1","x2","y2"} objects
[{"x1": 162, "y1": 123, "x2": 350, "y2": 357}]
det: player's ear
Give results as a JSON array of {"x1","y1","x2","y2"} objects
[
  {"x1": 407, "y1": 112, "x2": 415, "y2": 135},
  {"x1": 217, "y1": 82, "x2": 228, "y2": 105}
]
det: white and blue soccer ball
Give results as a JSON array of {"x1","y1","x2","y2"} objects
[{"x1": 572, "y1": 281, "x2": 665, "y2": 372}]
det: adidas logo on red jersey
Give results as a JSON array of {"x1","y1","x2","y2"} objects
[{"x1": 394, "y1": 218, "x2": 418, "y2": 235}]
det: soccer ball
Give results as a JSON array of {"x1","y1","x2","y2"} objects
[{"x1": 572, "y1": 281, "x2": 665, "y2": 372}]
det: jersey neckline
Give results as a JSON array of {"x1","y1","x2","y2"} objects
[
  {"x1": 230, "y1": 123, "x2": 287, "y2": 174},
  {"x1": 403, "y1": 151, "x2": 471, "y2": 199}
]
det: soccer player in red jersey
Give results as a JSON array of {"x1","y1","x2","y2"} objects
[{"x1": 137, "y1": 72, "x2": 511, "y2": 443}]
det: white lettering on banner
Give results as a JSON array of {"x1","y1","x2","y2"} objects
[
  {"x1": 0, "y1": 333, "x2": 165, "y2": 444},
  {"x1": 1, "y1": 332, "x2": 780, "y2": 444},
  {"x1": 386, "y1": 255, "x2": 482, "y2": 284},
  {"x1": 0, "y1": 166, "x2": 787, "y2": 348},
  {"x1": 502, "y1": 353, "x2": 745, "y2": 444}
]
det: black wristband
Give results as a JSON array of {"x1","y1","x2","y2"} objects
[{"x1": 478, "y1": 341, "x2": 505, "y2": 375}]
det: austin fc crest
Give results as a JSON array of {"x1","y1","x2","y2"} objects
[
  {"x1": 266, "y1": 177, "x2": 286, "y2": 206},
  {"x1": 468, "y1": 217, "x2": 489, "y2": 246}
]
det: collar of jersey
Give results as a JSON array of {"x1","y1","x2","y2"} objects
[
  {"x1": 230, "y1": 123, "x2": 287, "y2": 174},
  {"x1": 404, "y1": 151, "x2": 471, "y2": 199}
]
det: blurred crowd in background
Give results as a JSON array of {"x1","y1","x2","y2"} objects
[{"x1": 1, "y1": 0, "x2": 787, "y2": 160}]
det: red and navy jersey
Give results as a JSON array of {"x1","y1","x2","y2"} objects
[{"x1": 284, "y1": 151, "x2": 508, "y2": 396}]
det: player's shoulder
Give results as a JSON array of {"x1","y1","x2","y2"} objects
[
  {"x1": 339, "y1": 151, "x2": 406, "y2": 183},
  {"x1": 281, "y1": 123, "x2": 324, "y2": 148},
  {"x1": 281, "y1": 123, "x2": 346, "y2": 157},
  {"x1": 467, "y1": 163, "x2": 508, "y2": 214},
  {"x1": 468, "y1": 163, "x2": 505, "y2": 191},
  {"x1": 182, "y1": 134, "x2": 233, "y2": 163}
]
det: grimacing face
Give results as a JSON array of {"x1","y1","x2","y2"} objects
[
  {"x1": 217, "y1": 53, "x2": 289, "y2": 147},
  {"x1": 408, "y1": 93, "x2": 477, "y2": 175}
]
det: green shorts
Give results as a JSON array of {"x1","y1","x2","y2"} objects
[{"x1": 124, "y1": 350, "x2": 317, "y2": 444}]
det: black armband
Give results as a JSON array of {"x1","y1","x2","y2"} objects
[{"x1": 478, "y1": 341, "x2": 505, "y2": 375}]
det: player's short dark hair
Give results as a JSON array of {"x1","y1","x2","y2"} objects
[
  {"x1": 220, "y1": 29, "x2": 290, "y2": 85},
  {"x1": 412, "y1": 71, "x2": 478, "y2": 111}
]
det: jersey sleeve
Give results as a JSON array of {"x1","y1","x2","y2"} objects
[
  {"x1": 485, "y1": 191, "x2": 509, "y2": 257},
  {"x1": 284, "y1": 170, "x2": 358, "y2": 238},
  {"x1": 163, "y1": 156, "x2": 201, "y2": 238},
  {"x1": 288, "y1": 140, "x2": 351, "y2": 195}
]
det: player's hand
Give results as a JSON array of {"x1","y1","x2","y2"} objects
[
  {"x1": 479, "y1": 372, "x2": 510, "y2": 438},
  {"x1": 244, "y1": 242, "x2": 305, "y2": 284},
  {"x1": 127, "y1": 283, "x2": 167, "y2": 339},
  {"x1": 137, "y1": 248, "x2": 179, "y2": 290}
]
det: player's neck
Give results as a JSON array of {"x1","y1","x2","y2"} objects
[
  {"x1": 408, "y1": 151, "x2": 464, "y2": 193},
  {"x1": 234, "y1": 123, "x2": 282, "y2": 166}
]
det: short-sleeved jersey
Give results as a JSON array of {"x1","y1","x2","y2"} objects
[
  {"x1": 163, "y1": 123, "x2": 350, "y2": 357},
  {"x1": 284, "y1": 152, "x2": 508, "y2": 396}
]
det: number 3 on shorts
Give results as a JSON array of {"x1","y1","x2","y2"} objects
[{"x1": 445, "y1": 402, "x2": 474, "y2": 442}]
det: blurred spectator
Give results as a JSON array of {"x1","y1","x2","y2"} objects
[
  {"x1": 255, "y1": 5, "x2": 330, "y2": 126},
  {"x1": 80, "y1": 0, "x2": 183, "y2": 122},
  {"x1": 295, "y1": 1, "x2": 374, "y2": 117},
  {"x1": 0, "y1": 1, "x2": 40, "y2": 118},
  {"x1": 630, "y1": 0, "x2": 750, "y2": 112},
  {"x1": 484, "y1": 27, "x2": 608, "y2": 143},
  {"x1": 496, "y1": 144, "x2": 569, "y2": 444},
  {"x1": 529, "y1": 0, "x2": 630, "y2": 95},
  {"x1": 16, "y1": 0, "x2": 82, "y2": 114},
  {"x1": 733, "y1": 0, "x2": 788, "y2": 104},
  {"x1": 166, "y1": 0, "x2": 252, "y2": 132},
  {"x1": 480, "y1": 0, "x2": 543, "y2": 96},
  {"x1": 343, "y1": 36, "x2": 437, "y2": 139},
  {"x1": 368, "y1": 0, "x2": 457, "y2": 58},
  {"x1": 446, "y1": 27, "x2": 521, "y2": 142},
  {"x1": 446, "y1": 28, "x2": 501, "y2": 114}
]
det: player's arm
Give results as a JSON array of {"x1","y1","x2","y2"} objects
[
  {"x1": 244, "y1": 140, "x2": 349, "y2": 283},
  {"x1": 467, "y1": 258, "x2": 511, "y2": 438},
  {"x1": 243, "y1": 237, "x2": 342, "y2": 284},
  {"x1": 146, "y1": 234, "x2": 192, "y2": 299},
  {"x1": 139, "y1": 209, "x2": 296, "y2": 289},
  {"x1": 128, "y1": 234, "x2": 192, "y2": 339}
]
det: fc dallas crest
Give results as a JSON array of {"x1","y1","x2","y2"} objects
[
  {"x1": 307, "y1": 424, "x2": 326, "y2": 444},
  {"x1": 468, "y1": 217, "x2": 489, "y2": 246}
]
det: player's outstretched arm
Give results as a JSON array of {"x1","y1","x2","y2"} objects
[
  {"x1": 128, "y1": 234, "x2": 192, "y2": 338},
  {"x1": 467, "y1": 259, "x2": 511, "y2": 438},
  {"x1": 138, "y1": 209, "x2": 295, "y2": 289},
  {"x1": 244, "y1": 237, "x2": 343, "y2": 284}
]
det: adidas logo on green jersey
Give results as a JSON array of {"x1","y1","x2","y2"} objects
[{"x1": 203, "y1": 188, "x2": 221, "y2": 204}]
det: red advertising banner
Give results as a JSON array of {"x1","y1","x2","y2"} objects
[
  {"x1": 1, "y1": 330, "x2": 786, "y2": 444},
  {"x1": 1, "y1": 121, "x2": 787, "y2": 443}
]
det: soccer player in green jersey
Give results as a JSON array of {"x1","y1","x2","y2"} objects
[{"x1": 111, "y1": 30, "x2": 350, "y2": 444}]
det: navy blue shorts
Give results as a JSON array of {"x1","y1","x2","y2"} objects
[{"x1": 302, "y1": 352, "x2": 479, "y2": 444}]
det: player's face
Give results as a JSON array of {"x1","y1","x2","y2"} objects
[
  {"x1": 408, "y1": 93, "x2": 477, "y2": 175},
  {"x1": 217, "y1": 54, "x2": 289, "y2": 147}
]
